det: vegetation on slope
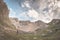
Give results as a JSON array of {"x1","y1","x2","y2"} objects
[{"x1": 0, "y1": 0, "x2": 60, "y2": 40}]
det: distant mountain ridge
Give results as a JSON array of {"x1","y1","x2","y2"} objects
[{"x1": 9, "y1": 18, "x2": 53, "y2": 32}]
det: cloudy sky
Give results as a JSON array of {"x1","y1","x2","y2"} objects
[{"x1": 4, "y1": 0, "x2": 60, "y2": 23}]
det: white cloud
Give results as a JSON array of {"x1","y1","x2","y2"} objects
[
  {"x1": 26, "y1": 9, "x2": 53, "y2": 23},
  {"x1": 21, "y1": 4, "x2": 25, "y2": 7},
  {"x1": 9, "y1": 8, "x2": 16, "y2": 18},
  {"x1": 23, "y1": 1, "x2": 31, "y2": 8},
  {"x1": 57, "y1": 1, "x2": 60, "y2": 7},
  {"x1": 27, "y1": 9, "x2": 39, "y2": 19},
  {"x1": 9, "y1": 0, "x2": 60, "y2": 23},
  {"x1": 18, "y1": 12, "x2": 30, "y2": 20}
]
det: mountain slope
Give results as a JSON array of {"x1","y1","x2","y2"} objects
[
  {"x1": 10, "y1": 18, "x2": 60, "y2": 40},
  {"x1": 0, "y1": 0, "x2": 19, "y2": 40},
  {"x1": 10, "y1": 18, "x2": 48, "y2": 32},
  {"x1": 0, "y1": 0, "x2": 60, "y2": 40}
]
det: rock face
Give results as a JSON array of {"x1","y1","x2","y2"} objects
[
  {"x1": 0, "y1": 0, "x2": 11, "y2": 28},
  {"x1": 10, "y1": 18, "x2": 48, "y2": 32},
  {"x1": 0, "y1": 0, "x2": 18, "y2": 40},
  {"x1": 10, "y1": 18, "x2": 60, "y2": 40},
  {"x1": 0, "y1": 0, "x2": 9, "y2": 21},
  {"x1": 0, "y1": 0, "x2": 14, "y2": 28}
]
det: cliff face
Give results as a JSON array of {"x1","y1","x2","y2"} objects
[
  {"x1": 0, "y1": 0, "x2": 15, "y2": 29},
  {"x1": 0, "y1": 0, "x2": 10, "y2": 27},
  {"x1": 10, "y1": 18, "x2": 48, "y2": 32},
  {"x1": 0, "y1": 0, "x2": 18, "y2": 40},
  {"x1": 0, "y1": 0, "x2": 9, "y2": 21}
]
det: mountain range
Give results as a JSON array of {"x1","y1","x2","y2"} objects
[{"x1": 0, "y1": 0, "x2": 60, "y2": 40}]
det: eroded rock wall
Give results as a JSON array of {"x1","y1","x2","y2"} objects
[{"x1": 0, "y1": 0, "x2": 9, "y2": 22}]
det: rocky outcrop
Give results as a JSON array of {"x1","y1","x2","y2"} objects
[
  {"x1": 0, "y1": 0, "x2": 15, "y2": 29},
  {"x1": 0, "y1": 0, "x2": 18, "y2": 40},
  {"x1": 0, "y1": 0, "x2": 11, "y2": 28},
  {"x1": 10, "y1": 18, "x2": 48, "y2": 32},
  {"x1": 0, "y1": 0, "x2": 9, "y2": 21}
]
